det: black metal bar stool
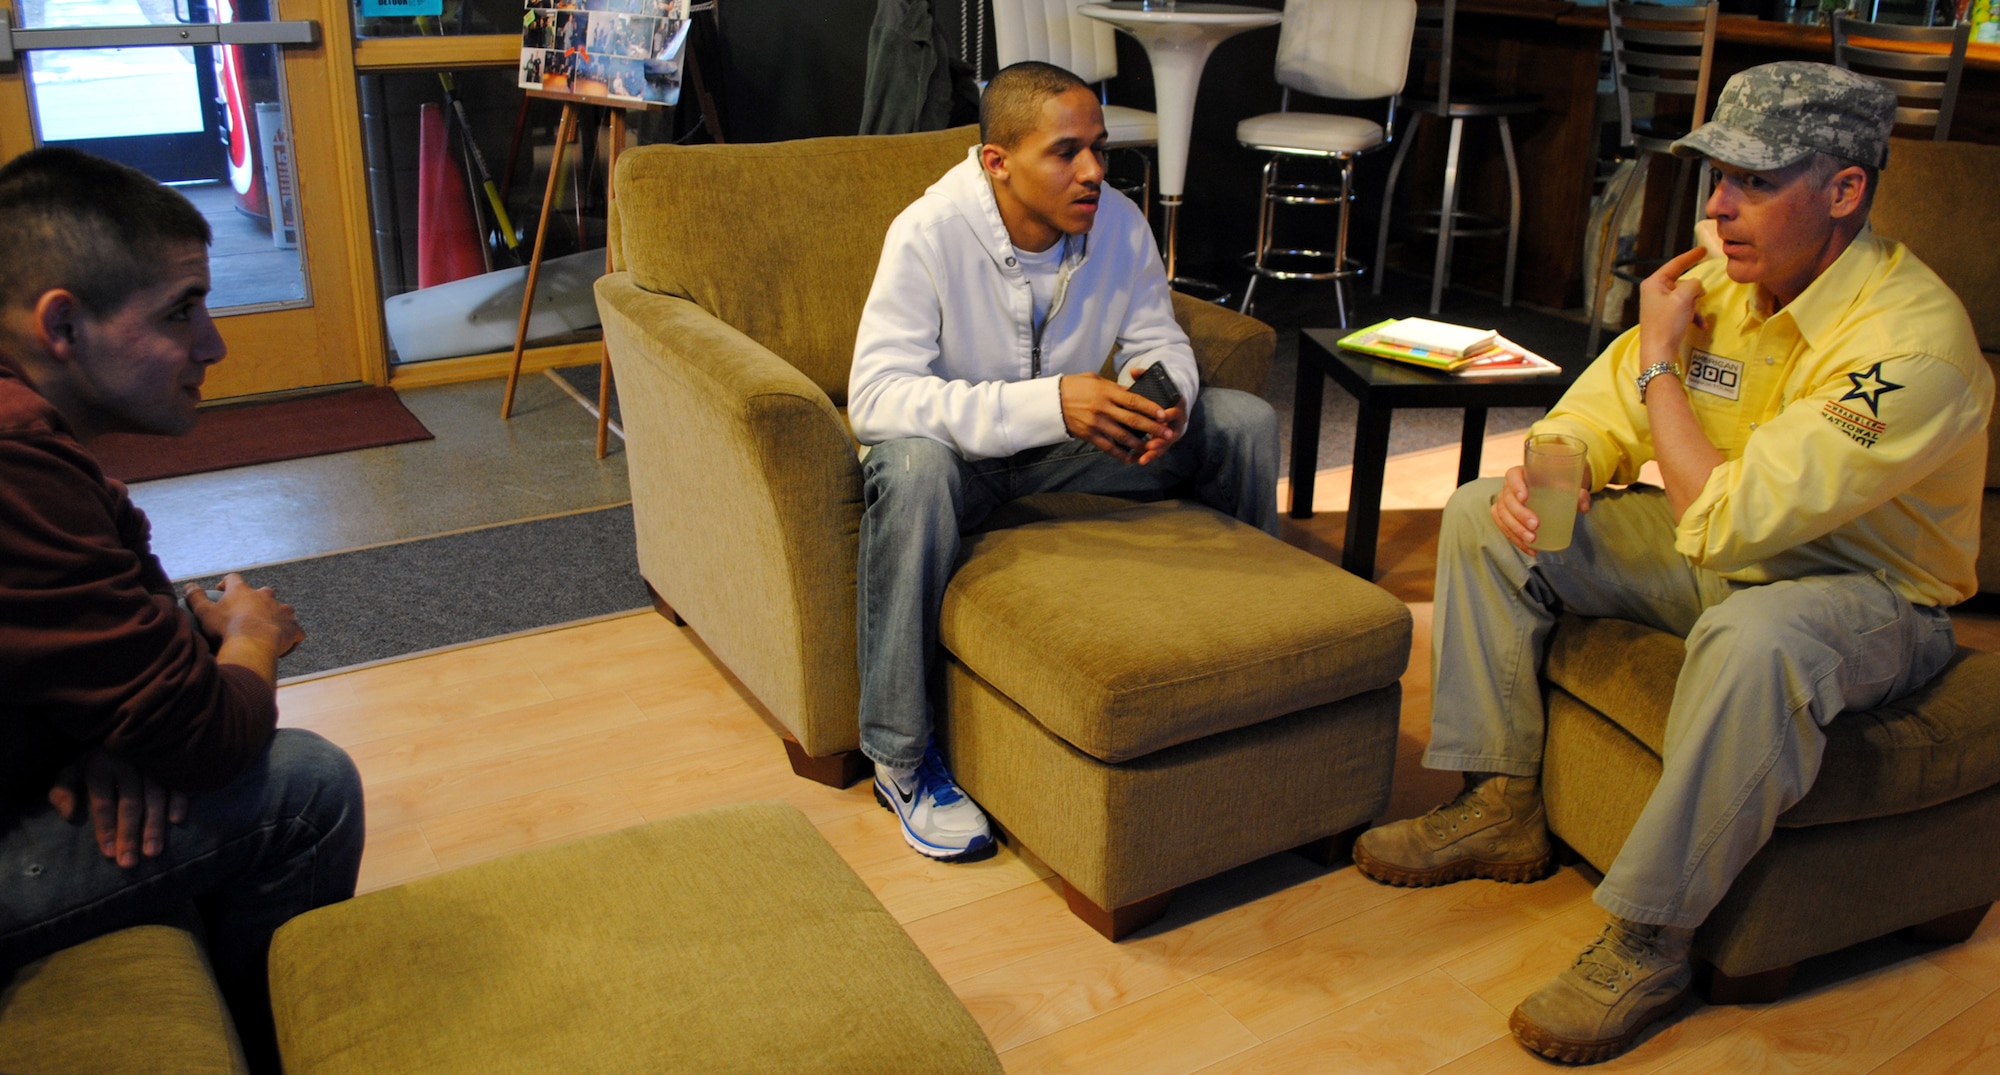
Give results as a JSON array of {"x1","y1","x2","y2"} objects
[
  {"x1": 1586, "y1": 0, "x2": 1718, "y2": 360},
  {"x1": 1370, "y1": 0, "x2": 1537, "y2": 316},
  {"x1": 1832, "y1": 13, "x2": 1970, "y2": 141}
]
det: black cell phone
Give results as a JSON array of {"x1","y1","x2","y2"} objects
[{"x1": 1129, "y1": 364, "x2": 1183, "y2": 409}]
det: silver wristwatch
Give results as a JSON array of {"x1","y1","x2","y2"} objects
[{"x1": 1635, "y1": 361, "x2": 1681, "y2": 402}]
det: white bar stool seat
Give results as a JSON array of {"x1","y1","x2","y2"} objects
[{"x1": 1235, "y1": 0, "x2": 1418, "y2": 324}]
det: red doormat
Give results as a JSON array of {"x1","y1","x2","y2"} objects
[{"x1": 92, "y1": 386, "x2": 434, "y2": 484}]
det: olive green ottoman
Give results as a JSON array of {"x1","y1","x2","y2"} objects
[
  {"x1": 1542, "y1": 615, "x2": 2000, "y2": 1001},
  {"x1": 0, "y1": 925, "x2": 247, "y2": 1075},
  {"x1": 940, "y1": 501, "x2": 1412, "y2": 939},
  {"x1": 267, "y1": 802, "x2": 1001, "y2": 1074}
]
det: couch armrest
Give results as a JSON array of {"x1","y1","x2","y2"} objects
[
  {"x1": 597, "y1": 273, "x2": 862, "y2": 755},
  {"x1": 0, "y1": 926, "x2": 248, "y2": 1074},
  {"x1": 1173, "y1": 291, "x2": 1276, "y2": 397}
]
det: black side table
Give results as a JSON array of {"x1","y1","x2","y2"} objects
[{"x1": 1291, "y1": 327, "x2": 1590, "y2": 580}]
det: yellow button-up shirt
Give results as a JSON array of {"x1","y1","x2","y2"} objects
[{"x1": 1537, "y1": 230, "x2": 1991, "y2": 606}]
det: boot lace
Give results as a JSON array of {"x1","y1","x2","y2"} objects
[
  {"x1": 1573, "y1": 921, "x2": 1663, "y2": 995},
  {"x1": 1416, "y1": 782, "x2": 1489, "y2": 841}
]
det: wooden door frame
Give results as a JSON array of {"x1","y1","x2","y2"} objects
[{"x1": 0, "y1": 0, "x2": 389, "y2": 398}]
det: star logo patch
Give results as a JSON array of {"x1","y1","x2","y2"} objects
[{"x1": 1840, "y1": 362, "x2": 1903, "y2": 418}]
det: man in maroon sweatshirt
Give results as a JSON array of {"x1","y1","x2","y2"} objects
[{"x1": 0, "y1": 147, "x2": 363, "y2": 1072}]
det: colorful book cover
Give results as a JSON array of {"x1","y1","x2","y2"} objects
[
  {"x1": 1454, "y1": 338, "x2": 1561, "y2": 378},
  {"x1": 1337, "y1": 318, "x2": 1477, "y2": 370},
  {"x1": 1374, "y1": 317, "x2": 1497, "y2": 358},
  {"x1": 1338, "y1": 319, "x2": 1558, "y2": 377}
]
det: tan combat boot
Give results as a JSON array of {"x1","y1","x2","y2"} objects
[
  {"x1": 1352, "y1": 773, "x2": 1553, "y2": 887},
  {"x1": 1510, "y1": 917, "x2": 1694, "y2": 1064}
]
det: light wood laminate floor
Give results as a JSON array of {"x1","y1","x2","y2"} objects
[{"x1": 278, "y1": 434, "x2": 2000, "y2": 1073}]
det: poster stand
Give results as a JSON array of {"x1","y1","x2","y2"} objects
[{"x1": 501, "y1": 1, "x2": 724, "y2": 459}]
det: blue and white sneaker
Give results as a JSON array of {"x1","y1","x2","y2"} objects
[{"x1": 874, "y1": 743, "x2": 994, "y2": 862}]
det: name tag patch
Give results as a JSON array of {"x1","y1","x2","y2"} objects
[{"x1": 1684, "y1": 350, "x2": 1742, "y2": 401}]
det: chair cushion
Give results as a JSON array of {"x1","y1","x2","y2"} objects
[
  {"x1": 0, "y1": 926, "x2": 247, "y2": 1075},
  {"x1": 941, "y1": 501, "x2": 1411, "y2": 763},
  {"x1": 1237, "y1": 111, "x2": 1385, "y2": 155},
  {"x1": 1103, "y1": 104, "x2": 1158, "y2": 146},
  {"x1": 1544, "y1": 615, "x2": 2000, "y2": 827},
  {"x1": 268, "y1": 803, "x2": 1001, "y2": 1075}
]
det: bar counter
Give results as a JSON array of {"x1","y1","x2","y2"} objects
[{"x1": 1424, "y1": 0, "x2": 1998, "y2": 308}]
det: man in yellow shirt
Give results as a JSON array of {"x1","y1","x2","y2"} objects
[{"x1": 1352, "y1": 62, "x2": 1991, "y2": 1064}]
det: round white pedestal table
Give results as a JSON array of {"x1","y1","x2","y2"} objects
[{"x1": 1077, "y1": 2, "x2": 1282, "y2": 289}]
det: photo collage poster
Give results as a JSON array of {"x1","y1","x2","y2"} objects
[{"x1": 519, "y1": 0, "x2": 688, "y2": 107}]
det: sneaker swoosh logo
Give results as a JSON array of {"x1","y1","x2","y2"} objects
[{"x1": 897, "y1": 784, "x2": 915, "y2": 805}]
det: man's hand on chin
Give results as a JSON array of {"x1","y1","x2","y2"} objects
[
  {"x1": 49, "y1": 751, "x2": 189, "y2": 868},
  {"x1": 1059, "y1": 373, "x2": 1179, "y2": 464}
]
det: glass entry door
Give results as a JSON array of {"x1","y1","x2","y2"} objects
[
  {"x1": 24, "y1": 0, "x2": 223, "y2": 183},
  {"x1": 2, "y1": 0, "x2": 383, "y2": 399}
]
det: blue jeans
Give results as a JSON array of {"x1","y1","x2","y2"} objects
[
  {"x1": 856, "y1": 387, "x2": 1280, "y2": 769},
  {"x1": 0, "y1": 728, "x2": 365, "y2": 1073},
  {"x1": 1427, "y1": 480, "x2": 1957, "y2": 927}
]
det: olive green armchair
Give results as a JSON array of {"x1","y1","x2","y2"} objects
[{"x1": 596, "y1": 126, "x2": 1279, "y2": 783}]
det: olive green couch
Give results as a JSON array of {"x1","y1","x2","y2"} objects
[
  {"x1": 1540, "y1": 137, "x2": 2000, "y2": 1002},
  {"x1": 0, "y1": 803, "x2": 1002, "y2": 1074},
  {"x1": 595, "y1": 124, "x2": 1286, "y2": 782},
  {"x1": 0, "y1": 925, "x2": 249, "y2": 1075},
  {"x1": 597, "y1": 126, "x2": 1413, "y2": 937}
]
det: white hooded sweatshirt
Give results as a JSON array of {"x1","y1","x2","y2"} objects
[{"x1": 847, "y1": 145, "x2": 1198, "y2": 462}]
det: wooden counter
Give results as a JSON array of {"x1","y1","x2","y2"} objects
[
  {"x1": 1559, "y1": 9, "x2": 2000, "y2": 71},
  {"x1": 1421, "y1": 0, "x2": 1998, "y2": 307}
]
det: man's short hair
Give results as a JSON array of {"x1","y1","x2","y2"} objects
[
  {"x1": 1803, "y1": 150, "x2": 1880, "y2": 213},
  {"x1": 980, "y1": 61, "x2": 1092, "y2": 149},
  {"x1": 0, "y1": 147, "x2": 211, "y2": 317}
]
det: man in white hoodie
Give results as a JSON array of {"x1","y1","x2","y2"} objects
[{"x1": 848, "y1": 61, "x2": 1280, "y2": 862}]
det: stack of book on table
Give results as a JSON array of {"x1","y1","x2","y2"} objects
[{"x1": 1338, "y1": 317, "x2": 1560, "y2": 378}]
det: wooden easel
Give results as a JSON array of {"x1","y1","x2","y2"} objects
[
  {"x1": 497, "y1": 97, "x2": 628, "y2": 454},
  {"x1": 500, "y1": 1, "x2": 726, "y2": 458}
]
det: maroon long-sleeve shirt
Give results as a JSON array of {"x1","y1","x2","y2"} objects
[{"x1": 1, "y1": 359, "x2": 276, "y2": 819}]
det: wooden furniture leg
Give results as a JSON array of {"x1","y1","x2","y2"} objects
[
  {"x1": 1548, "y1": 832, "x2": 1582, "y2": 867},
  {"x1": 781, "y1": 737, "x2": 869, "y2": 790},
  {"x1": 1062, "y1": 879, "x2": 1175, "y2": 942},
  {"x1": 1290, "y1": 823, "x2": 1369, "y2": 868},
  {"x1": 1695, "y1": 959, "x2": 1797, "y2": 1005},
  {"x1": 502, "y1": 102, "x2": 579, "y2": 420},
  {"x1": 1900, "y1": 903, "x2": 1992, "y2": 944},
  {"x1": 1697, "y1": 905, "x2": 1990, "y2": 1006},
  {"x1": 645, "y1": 581, "x2": 685, "y2": 626},
  {"x1": 685, "y1": 47, "x2": 725, "y2": 144}
]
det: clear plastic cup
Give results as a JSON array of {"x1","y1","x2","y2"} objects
[{"x1": 1523, "y1": 433, "x2": 1588, "y2": 552}]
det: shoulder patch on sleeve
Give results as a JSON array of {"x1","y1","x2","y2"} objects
[
  {"x1": 1838, "y1": 361, "x2": 1904, "y2": 418},
  {"x1": 1820, "y1": 399, "x2": 1885, "y2": 447}
]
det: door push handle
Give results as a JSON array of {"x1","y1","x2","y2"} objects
[{"x1": 2, "y1": 11, "x2": 319, "y2": 65}]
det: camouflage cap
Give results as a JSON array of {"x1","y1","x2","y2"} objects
[{"x1": 1670, "y1": 61, "x2": 1896, "y2": 171}]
